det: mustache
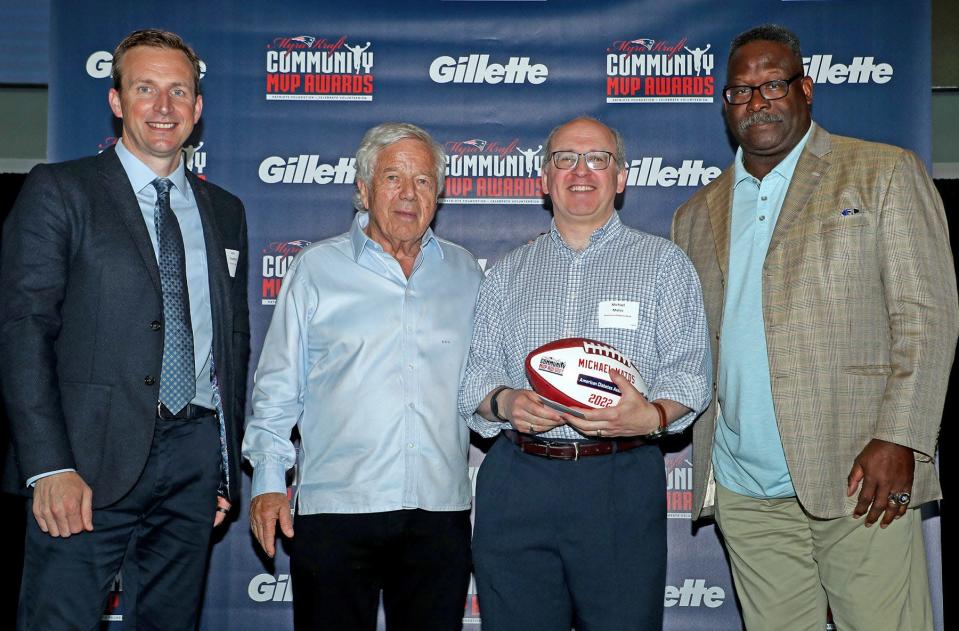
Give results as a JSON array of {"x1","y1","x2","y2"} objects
[{"x1": 738, "y1": 111, "x2": 784, "y2": 134}]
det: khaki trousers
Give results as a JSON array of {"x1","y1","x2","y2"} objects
[{"x1": 714, "y1": 483, "x2": 933, "y2": 631}]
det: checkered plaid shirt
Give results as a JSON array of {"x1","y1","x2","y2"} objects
[{"x1": 458, "y1": 212, "x2": 711, "y2": 440}]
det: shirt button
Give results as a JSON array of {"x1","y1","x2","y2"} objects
[
  {"x1": 759, "y1": 215, "x2": 766, "y2": 221},
  {"x1": 408, "y1": 364, "x2": 414, "y2": 371},
  {"x1": 150, "y1": 320, "x2": 161, "y2": 331},
  {"x1": 408, "y1": 402, "x2": 415, "y2": 409},
  {"x1": 408, "y1": 442, "x2": 414, "y2": 449},
  {"x1": 761, "y1": 196, "x2": 768, "y2": 201},
  {"x1": 144, "y1": 375, "x2": 156, "y2": 385}
]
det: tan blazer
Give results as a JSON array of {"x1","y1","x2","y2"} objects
[{"x1": 672, "y1": 124, "x2": 958, "y2": 520}]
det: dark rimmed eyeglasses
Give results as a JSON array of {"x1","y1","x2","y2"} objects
[
  {"x1": 722, "y1": 73, "x2": 804, "y2": 105},
  {"x1": 548, "y1": 150, "x2": 616, "y2": 171}
]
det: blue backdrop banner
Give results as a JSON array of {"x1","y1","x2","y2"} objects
[{"x1": 47, "y1": 1, "x2": 941, "y2": 629}]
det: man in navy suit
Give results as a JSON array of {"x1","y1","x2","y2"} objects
[{"x1": 0, "y1": 29, "x2": 249, "y2": 630}]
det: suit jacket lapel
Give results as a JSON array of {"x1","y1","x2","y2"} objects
[
  {"x1": 706, "y1": 167, "x2": 734, "y2": 282},
  {"x1": 99, "y1": 147, "x2": 162, "y2": 294},
  {"x1": 189, "y1": 172, "x2": 230, "y2": 334},
  {"x1": 766, "y1": 125, "x2": 833, "y2": 257}
]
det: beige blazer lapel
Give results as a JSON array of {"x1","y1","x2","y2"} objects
[
  {"x1": 766, "y1": 125, "x2": 833, "y2": 257},
  {"x1": 705, "y1": 168, "x2": 734, "y2": 282}
]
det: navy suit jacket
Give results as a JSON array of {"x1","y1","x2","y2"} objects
[{"x1": 0, "y1": 146, "x2": 250, "y2": 507}]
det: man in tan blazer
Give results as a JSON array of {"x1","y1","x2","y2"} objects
[{"x1": 672, "y1": 24, "x2": 957, "y2": 631}]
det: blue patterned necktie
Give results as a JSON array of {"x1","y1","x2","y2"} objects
[{"x1": 152, "y1": 177, "x2": 196, "y2": 414}]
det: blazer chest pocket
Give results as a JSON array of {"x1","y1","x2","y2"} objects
[{"x1": 817, "y1": 212, "x2": 869, "y2": 234}]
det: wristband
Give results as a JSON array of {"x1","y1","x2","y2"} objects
[
  {"x1": 489, "y1": 386, "x2": 511, "y2": 422},
  {"x1": 646, "y1": 401, "x2": 669, "y2": 439}
]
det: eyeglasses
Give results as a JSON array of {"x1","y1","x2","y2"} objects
[
  {"x1": 549, "y1": 150, "x2": 615, "y2": 171},
  {"x1": 722, "y1": 73, "x2": 804, "y2": 105}
]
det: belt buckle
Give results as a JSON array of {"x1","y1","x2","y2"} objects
[{"x1": 542, "y1": 441, "x2": 578, "y2": 461}]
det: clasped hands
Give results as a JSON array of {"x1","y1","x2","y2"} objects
[{"x1": 497, "y1": 370, "x2": 663, "y2": 438}]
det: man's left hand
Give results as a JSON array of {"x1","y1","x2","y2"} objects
[
  {"x1": 213, "y1": 496, "x2": 232, "y2": 527},
  {"x1": 847, "y1": 438, "x2": 914, "y2": 528},
  {"x1": 562, "y1": 370, "x2": 662, "y2": 438}
]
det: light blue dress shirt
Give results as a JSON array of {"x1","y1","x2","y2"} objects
[
  {"x1": 458, "y1": 212, "x2": 711, "y2": 439},
  {"x1": 243, "y1": 212, "x2": 484, "y2": 514},
  {"x1": 712, "y1": 124, "x2": 813, "y2": 499},
  {"x1": 115, "y1": 138, "x2": 214, "y2": 409}
]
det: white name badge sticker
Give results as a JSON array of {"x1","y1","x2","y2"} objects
[
  {"x1": 225, "y1": 249, "x2": 240, "y2": 278},
  {"x1": 597, "y1": 300, "x2": 639, "y2": 330}
]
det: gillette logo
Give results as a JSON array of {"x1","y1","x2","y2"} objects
[
  {"x1": 802, "y1": 55, "x2": 893, "y2": 84},
  {"x1": 258, "y1": 155, "x2": 356, "y2": 184},
  {"x1": 664, "y1": 579, "x2": 726, "y2": 608},
  {"x1": 429, "y1": 54, "x2": 548, "y2": 84}
]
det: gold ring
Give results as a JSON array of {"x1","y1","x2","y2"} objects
[
  {"x1": 597, "y1": 429, "x2": 603, "y2": 438},
  {"x1": 528, "y1": 423, "x2": 535, "y2": 433}
]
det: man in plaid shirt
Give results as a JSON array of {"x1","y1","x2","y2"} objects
[{"x1": 459, "y1": 116, "x2": 711, "y2": 631}]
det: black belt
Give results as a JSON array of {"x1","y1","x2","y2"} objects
[
  {"x1": 157, "y1": 402, "x2": 215, "y2": 420},
  {"x1": 503, "y1": 429, "x2": 648, "y2": 461}
]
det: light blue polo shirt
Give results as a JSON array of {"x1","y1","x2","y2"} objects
[{"x1": 712, "y1": 124, "x2": 813, "y2": 499}]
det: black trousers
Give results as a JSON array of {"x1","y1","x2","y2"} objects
[
  {"x1": 17, "y1": 414, "x2": 221, "y2": 631},
  {"x1": 291, "y1": 508, "x2": 472, "y2": 631}
]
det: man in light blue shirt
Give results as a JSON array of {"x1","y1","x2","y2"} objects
[
  {"x1": 711, "y1": 125, "x2": 811, "y2": 500},
  {"x1": 243, "y1": 122, "x2": 483, "y2": 630},
  {"x1": 673, "y1": 24, "x2": 954, "y2": 631}
]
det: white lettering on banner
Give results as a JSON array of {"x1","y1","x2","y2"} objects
[
  {"x1": 258, "y1": 156, "x2": 356, "y2": 184},
  {"x1": 265, "y1": 50, "x2": 373, "y2": 74},
  {"x1": 664, "y1": 579, "x2": 725, "y2": 608},
  {"x1": 85, "y1": 50, "x2": 207, "y2": 79},
  {"x1": 262, "y1": 255, "x2": 295, "y2": 278},
  {"x1": 626, "y1": 158, "x2": 721, "y2": 187},
  {"x1": 429, "y1": 55, "x2": 548, "y2": 84},
  {"x1": 86, "y1": 51, "x2": 113, "y2": 78},
  {"x1": 803, "y1": 55, "x2": 893, "y2": 84},
  {"x1": 248, "y1": 573, "x2": 294, "y2": 602}
]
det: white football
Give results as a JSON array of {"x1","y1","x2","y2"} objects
[{"x1": 524, "y1": 337, "x2": 647, "y2": 412}]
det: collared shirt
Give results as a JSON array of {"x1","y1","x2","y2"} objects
[
  {"x1": 458, "y1": 211, "x2": 711, "y2": 440},
  {"x1": 712, "y1": 124, "x2": 813, "y2": 498},
  {"x1": 243, "y1": 212, "x2": 484, "y2": 514},
  {"x1": 115, "y1": 138, "x2": 214, "y2": 409}
]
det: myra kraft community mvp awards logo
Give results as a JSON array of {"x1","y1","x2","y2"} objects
[
  {"x1": 606, "y1": 36, "x2": 715, "y2": 103},
  {"x1": 444, "y1": 138, "x2": 545, "y2": 204},
  {"x1": 265, "y1": 35, "x2": 374, "y2": 101},
  {"x1": 261, "y1": 239, "x2": 312, "y2": 305}
]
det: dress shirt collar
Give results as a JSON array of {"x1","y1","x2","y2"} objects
[
  {"x1": 548, "y1": 210, "x2": 624, "y2": 253},
  {"x1": 733, "y1": 121, "x2": 815, "y2": 188},
  {"x1": 349, "y1": 211, "x2": 441, "y2": 262},
  {"x1": 114, "y1": 137, "x2": 188, "y2": 195}
]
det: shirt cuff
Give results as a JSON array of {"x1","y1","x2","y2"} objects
[
  {"x1": 26, "y1": 468, "x2": 76, "y2": 488},
  {"x1": 467, "y1": 412, "x2": 510, "y2": 438},
  {"x1": 250, "y1": 461, "x2": 291, "y2": 498}
]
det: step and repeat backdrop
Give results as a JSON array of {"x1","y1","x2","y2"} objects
[{"x1": 47, "y1": 0, "x2": 941, "y2": 629}]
